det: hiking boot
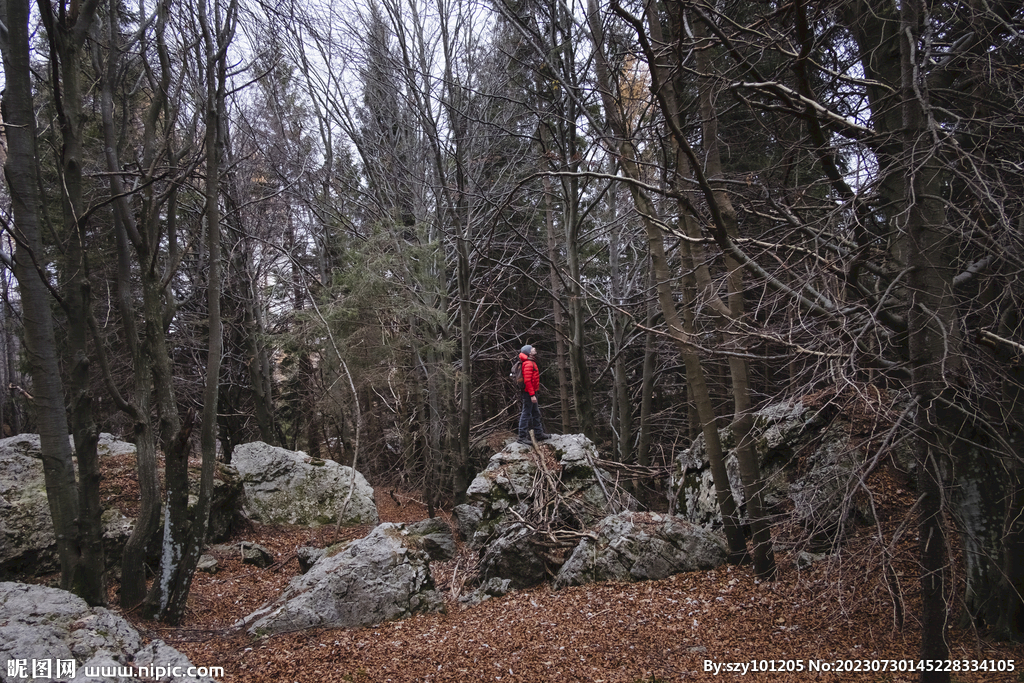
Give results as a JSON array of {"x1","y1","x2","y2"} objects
[
  {"x1": 537, "y1": 433, "x2": 553, "y2": 440},
  {"x1": 517, "y1": 437, "x2": 532, "y2": 445}
]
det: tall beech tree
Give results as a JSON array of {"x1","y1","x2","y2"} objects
[
  {"x1": 143, "y1": 0, "x2": 238, "y2": 624},
  {"x1": 36, "y1": 0, "x2": 107, "y2": 609},
  {"x1": 91, "y1": 0, "x2": 195, "y2": 611},
  {"x1": 1, "y1": 0, "x2": 106, "y2": 605}
]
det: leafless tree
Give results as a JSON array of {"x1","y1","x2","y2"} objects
[{"x1": 0, "y1": 0, "x2": 107, "y2": 604}]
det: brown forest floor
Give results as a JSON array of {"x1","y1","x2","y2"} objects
[{"x1": 104, "y1": 471, "x2": 1024, "y2": 683}]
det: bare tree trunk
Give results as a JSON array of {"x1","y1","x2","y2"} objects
[
  {"x1": 456, "y1": 233, "x2": 473, "y2": 502},
  {"x1": 636, "y1": 294, "x2": 657, "y2": 470},
  {"x1": 901, "y1": 0, "x2": 951, "y2": 675},
  {"x1": 565, "y1": 195, "x2": 596, "y2": 441},
  {"x1": 543, "y1": 176, "x2": 572, "y2": 433},
  {"x1": 586, "y1": 0, "x2": 746, "y2": 561},
  {"x1": 35, "y1": 0, "x2": 107, "y2": 606},
  {"x1": 95, "y1": 1, "x2": 156, "y2": 608},
  {"x1": 144, "y1": 0, "x2": 237, "y2": 624},
  {"x1": 421, "y1": 346, "x2": 444, "y2": 518},
  {"x1": 1, "y1": 271, "x2": 23, "y2": 436},
  {"x1": 667, "y1": 234, "x2": 748, "y2": 563},
  {"x1": 0, "y1": 276, "x2": 8, "y2": 435},
  {"x1": 240, "y1": 252, "x2": 278, "y2": 444},
  {"x1": 93, "y1": 0, "x2": 196, "y2": 611},
  {"x1": 439, "y1": 23, "x2": 473, "y2": 504},
  {"x1": 689, "y1": 17, "x2": 776, "y2": 579},
  {"x1": 1, "y1": 0, "x2": 101, "y2": 603},
  {"x1": 995, "y1": 345, "x2": 1024, "y2": 639},
  {"x1": 222, "y1": 136, "x2": 277, "y2": 446},
  {"x1": 609, "y1": 180, "x2": 631, "y2": 463}
]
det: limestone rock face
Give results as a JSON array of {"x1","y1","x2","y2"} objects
[
  {"x1": 0, "y1": 435, "x2": 133, "y2": 578},
  {"x1": 241, "y1": 520, "x2": 452, "y2": 636},
  {"x1": 454, "y1": 434, "x2": 643, "y2": 590},
  {"x1": 402, "y1": 517, "x2": 456, "y2": 562},
  {"x1": 0, "y1": 582, "x2": 216, "y2": 682},
  {"x1": 206, "y1": 541, "x2": 277, "y2": 569},
  {"x1": 669, "y1": 399, "x2": 895, "y2": 549},
  {"x1": 454, "y1": 434, "x2": 635, "y2": 550},
  {"x1": 240, "y1": 542, "x2": 275, "y2": 568},
  {"x1": 231, "y1": 441, "x2": 378, "y2": 527},
  {"x1": 0, "y1": 437, "x2": 55, "y2": 577},
  {"x1": 458, "y1": 577, "x2": 512, "y2": 607},
  {"x1": 553, "y1": 512, "x2": 728, "y2": 588},
  {"x1": 670, "y1": 401, "x2": 817, "y2": 528},
  {"x1": 296, "y1": 546, "x2": 325, "y2": 573},
  {"x1": 97, "y1": 433, "x2": 138, "y2": 458},
  {"x1": 0, "y1": 433, "x2": 243, "y2": 579},
  {"x1": 197, "y1": 554, "x2": 219, "y2": 574},
  {"x1": 477, "y1": 523, "x2": 549, "y2": 589}
]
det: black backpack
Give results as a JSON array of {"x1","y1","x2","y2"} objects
[{"x1": 509, "y1": 359, "x2": 525, "y2": 389}]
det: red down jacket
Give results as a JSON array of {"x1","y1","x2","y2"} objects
[{"x1": 519, "y1": 352, "x2": 539, "y2": 396}]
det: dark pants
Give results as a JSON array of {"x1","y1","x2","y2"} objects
[{"x1": 519, "y1": 392, "x2": 545, "y2": 439}]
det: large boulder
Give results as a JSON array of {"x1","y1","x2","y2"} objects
[
  {"x1": 97, "y1": 433, "x2": 138, "y2": 458},
  {"x1": 240, "y1": 519, "x2": 452, "y2": 635},
  {"x1": 0, "y1": 435, "x2": 132, "y2": 578},
  {"x1": 0, "y1": 433, "x2": 241, "y2": 579},
  {"x1": 670, "y1": 401, "x2": 817, "y2": 527},
  {"x1": 0, "y1": 582, "x2": 217, "y2": 683},
  {"x1": 232, "y1": 441, "x2": 378, "y2": 527},
  {"x1": 553, "y1": 512, "x2": 728, "y2": 588},
  {"x1": 477, "y1": 523, "x2": 550, "y2": 589},
  {"x1": 454, "y1": 434, "x2": 635, "y2": 550},
  {"x1": 670, "y1": 398, "x2": 908, "y2": 549},
  {"x1": 455, "y1": 434, "x2": 639, "y2": 590},
  {"x1": 0, "y1": 437, "x2": 55, "y2": 576}
]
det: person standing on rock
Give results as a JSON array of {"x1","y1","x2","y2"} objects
[{"x1": 517, "y1": 345, "x2": 551, "y2": 445}]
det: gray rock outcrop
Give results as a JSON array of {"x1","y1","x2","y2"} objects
[
  {"x1": 0, "y1": 435, "x2": 132, "y2": 578},
  {"x1": 232, "y1": 441, "x2": 378, "y2": 527},
  {"x1": 197, "y1": 554, "x2": 219, "y2": 574},
  {"x1": 0, "y1": 433, "x2": 242, "y2": 579},
  {"x1": 205, "y1": 541, "x2": 277, "y2": 569},
  {"x1": 477, "y1": 523, "x2": 550, "y2": 589},
  {"x1": 454, "y1": 434, "x2": 641, "y2": 590},
  {"x1": 241, "y1": 519, "x2": 453, "y2": 636},
  {"x1": 670, "y1": 401, "x2": 817, "y2": 528},
  {"x1": 402, "y1": 517, "x2": 456, "y2": 561},
  {"x1": 670, "y1": 398, "x2": 912, "y2": 550},
  {"x1": 0, "y1": 437, "x2": 56, "y2": 576},
  {"x1": 0, "y1": 582, "x2": 216, "y2": 683},
  {"x1": 553, "y1": 512, "x2": 728, "y2": 588},
  {"x1": 240, "y1": 542, "x2": 275, "y2": 568},
  {"x1": 458, "y1": 577, "x2": 512, "y2": 607},
  {"x1": 296, "y1": 546, "x2": 325, "y2": 573},
  {"x1": 96, "y1": 434, "x2": 138, "y2": 458},
  {"x1": 454, "y1": 434, "x2": 635, "y2": 550}
]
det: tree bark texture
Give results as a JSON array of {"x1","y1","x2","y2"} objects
[
  {"x1": 36, "y1": 0, "x2": 107, "y2": 606},
  {"x1": 1, "y1": 0, "x2": 103, "y2": 604},
  {"x1": 902, "y1": 0, "x2": 952, "y2": 675}
]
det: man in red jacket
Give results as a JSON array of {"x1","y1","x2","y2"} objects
[{"x1": 517, "y1": 345, "x2": 551, "y2": 445}]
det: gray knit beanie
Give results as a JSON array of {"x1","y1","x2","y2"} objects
[{"x1": 520, "y1": 345, "x2": 533, "y2": 355}]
